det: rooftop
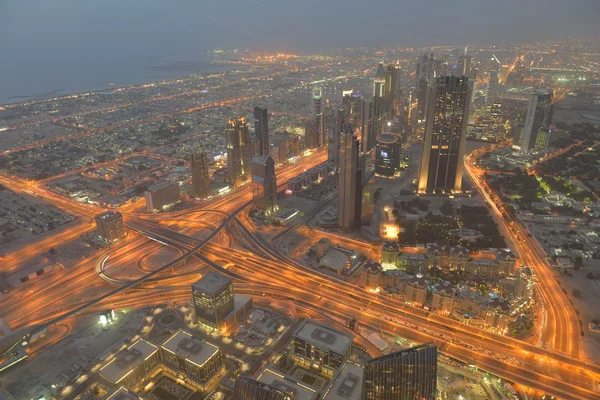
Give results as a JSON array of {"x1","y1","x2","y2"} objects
[
  {"x1": 99, "y1": 339, "x2": 158, "y2": 384},
  {"x1": 294, "y1": 320, "x2": 353, "y2": 355},
  {"x1": 148, "y1": 180, "x2": 178, "y2": 193},
  {"x1": 256, "y1": 368, "x2": 318, "y2": 400},
  {"x1": 105, "y1": 387, "x2": 142, "y2": 400},
  {"x1": 323, "y1": 360, "x2": 364, "y2": 400},
  {"x1": 161, "y1": 330, "x2": 220, "y2": 368},
  {"x1": 191, "y1": 271, "x2": 232, "y2": 295}
]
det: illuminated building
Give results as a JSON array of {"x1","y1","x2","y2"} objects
[
  {"x1": 98, "y1": 339, "x2": 160, "y2": 391},
  {"x1": 192, "y1": 272, "x2": 234, "y2": 331},
  {"x1": 342, "y1": 91, "x2": 365, "y2": 145},
  {"x1": 384, "y1": 62, "x2": 402, "y2": 119},
  {"x1": 487, "y1": 62, "x2": 500, "y2": 106},
  {"x1": 160, "y1": 330, "x2": 224, "y2": 390},
  {"x1": 366, "y1": 63, "x2": 386, "y2": 151},
  {"x1": 252, "y1": 155, "x2": 278, "y2": 213},
  {"x1": 254, "y1": 106, "x2": 270, "y2": 158},
  {"x1": 520, "y1": 92, "x2": 554, "y2": 154},
  {"x1": 327, "y1": 105, "x2": 346, "y2": 170},
  {"x1": 105, "y1": 387, "x2": 142, "y2": 400},
  {"x1": 322, "y1": 360, "x2": 364, "y2": 400},
  {"x1": 415, "y1": 53, "x2": 442, "y2": 122},
  {"x1": 534, "y1": 128, "x2": 551, "y2": 152},
  {"x1": 338, "y1": 130, "x2": 363, "y2": 233},
  {"x1": 190, "y1": 147, "x2": 210, "y2": 199},
  {"x1": 457, "y1": 54, "x2": 471, "y2": 76},
  {"x1": 363, "y1": 343, "x2": 437, "y2": 400},
  {"x1": 95, "y1": 211, "x2": 125, "y2": 242},
  {"x1": 144, "y1": 181, "x2": 181, "y2": 212},
  {"x1": 417, "y1": 76, "x2": 470, "y2": 194},
  {"x1": 226, "y1": 117, "x2": 252, "y2": 187},
  {"x1": 375, "y1": 134, "x2": 401, "y2": 177},
  {"x1": 311, "y1": 87, "x2": 326, "y2": 147},
  {"x1": 234, "y1": 376, "x2": 293, "y2": 400},
  {"x1": 292, "y1": 319, "x2": 354, "y2": 378}
]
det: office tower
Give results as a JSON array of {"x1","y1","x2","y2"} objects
[
  {"x1": 190, "y1": 147, "x2": 210, "y2": 199},
  {"x1": 415, "y1": 53, "x2": 442, "y2": 122},
  {"x1": 292, "y1": 319, "x2": 354, "y2": 378},
  {"x1": 520, "y1": 91, "x2": 554, "y2": 153},
  {"x1": 342, "y1": 91, "x2": 366, "y2": 143},
  {"x1": 160, "y1": 330, "x2": 224, "y2": 389},
  {"x1": 145, "y1": 181, "x2": 181, "y2": 212},
  {"x1": 192, "y1": 271, "x2": 234, "y2": 330},
  {"x1": 226, "y1": 117, "x2": 252, "y2": 187},
  {"x1": 338, "y1": 129, "x2": 364, "y2": 233},
  {"x1": 418, "y1": 76, "x2": 471, "y2": 194},
  {"x1": 252, "y1": 155, "x2": 278, "y2": 213},
  {"x1": 327, "y1": 105, "x2": 345, "y2": 171},
  {"x1": 98, "y1": 339, "x2": 160, "y2": 391},
  {"x1": 457, "y1": 55, "x2": 471, "y2": 77},
  {"x1": 534, "y1": 128, "x2": 551, "y2": 152},
  {"x1": 305, "y1": 119, "x2": 319, "y2": 150},
  {"x1": 234, "y1": 377, "x2": 292, "y2": 400},
  {"x1": 364, "y1": 343, "x2": 437, "y2": 400},
  {"x1": 384, "y1": 62, "x2": 402, "y2": 119},
  {"x1": 487, "y1": 62, "x2": 500, "y2": 106},
  {"x1": 375, "y1": 134, "x2": 401, "y2": 177},
  {"x1": 254, "y1": 106, "x2": 269, "y2": 158},
  {"x1": 312, "y1": 87, "x2": 326, "y2": 147},
  {"x1": 95, "y1": 212, "x2": 125, "y2": 242},
  {"x1": 367, "y1": 63, "x2": 386, "y2": 152}
]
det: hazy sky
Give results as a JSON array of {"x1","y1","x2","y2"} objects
[{"x1": 1, "y1": 0, "x2": 599, "y2": 99}]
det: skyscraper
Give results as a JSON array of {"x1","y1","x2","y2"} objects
[
  {"x1": 95, "y1": 212, "x2": 125, "y2": 242},
  {"x1": 418, "y1": 76, "x2": 471, "y2": 194},
  {"x1": 457, "y1": 54, "x2": 471, "y2": 77},
  {"x1": 339, "y1": 129, "x2": 364, "y2": 233},
  {"x1": 342, "y1": 91, "x2": 366, "y2": 142},
  {"x1": 384, "y1": 62, "x2": 402, "y2": 119},
  {"x1": 252, "y1": 155, "x2": 278, "y2": 214},
  {"x1": 366, "y1": 63, "x2": 386, "y2": 152},
  {"x1": 327, "y1": 105, "x2": 346, "y2": 171},
  {"x1": 375, "y1": 134, "x2": 401, "y2": 177},
  {"x1": 487, "y1": 61, "x2": 500, "y2": 106},
  {"x1": 520, "y1": 91, "x2": 554, "y2": 153},
  {"x1": 364, "y1": 343, "x2": 437, "y2": 400},
  {"x1": 191, "y1": 271, "x2": 234, "y2": 331},
  {"x1": 226, "y1": 117, "x2": 252, "y2": 187},
  {"x1": 190, "y1": 147, "x2": 210, "y2": 199},
  {"x1": 415, "y1": 53, "x2": 442, "y2": 122},
  {"x1": 234, "y1": 377, "x2": 292, "y2": 400},
  {"x1": 254, "y1": 106, "x2": 269, "y2": 158},
  {"x1": 313, "y1": 87, "x2": 326, "y2": 147}
]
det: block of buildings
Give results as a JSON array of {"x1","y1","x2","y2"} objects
[
  {"x1": 255, "y1": 368, "x2": 318, "y2": 400},
  {"x1": 292, "y1": 319, "x2": 354, "y2": 377},
  {"x1": 321, "y1": 360, "x2": 364, "y2": 400},
  {"x1": 145, "y1": 181, "x2": 180, "y2": 212},
  {"x1": 98, "y1": 339, "x2": 159, "y2": 391},
  {"x1": 95, "y1": 211, "x2": 125, "y2": 242},
  {"x1": 160, "y1": 330, "x2": 224, "y2": 390}
]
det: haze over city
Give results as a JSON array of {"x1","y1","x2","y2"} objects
[{"x1": 1, "y1": 2, "x2": 600, "y2": 400}]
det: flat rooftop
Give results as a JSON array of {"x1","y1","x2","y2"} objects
[
  {"x1": 161, "y1": 330, "x2": 219, "y2": 367},
  {"x1": 323, "y1": 360, "x2": 364, "y2": 400},
  {"x1": 148, "y1": 180, "x2": 177, "y2": 192},
  {"x1": 99, "y1": 339, "x2": 158, "y2": 385},
  {"x1": 257, "y1": 368, "x2": 318, "y2": 400},
  {"x1": 294, "y1": 320, "x2": 353, "y2": 355},
  {"x1": 191, "y1": 271, "x2": 231, "y2": 295},
  {"x1": 105, "y1": 387, "x2": 142, "y2": 400}
]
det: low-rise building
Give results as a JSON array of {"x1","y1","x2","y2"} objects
[
  {"x1": 98, "y1": 339, "x2": 160, "y2": 391},
  {"x1": 322, "y1": 360, "x2": 364, "y2": 400},
  {"x1": 145, "y1": 181, "x2": 181, "y2": 212}
]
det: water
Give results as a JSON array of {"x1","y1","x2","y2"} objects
[{"x1": 0, "y1": 1, "x2": 232, "y2": 104}]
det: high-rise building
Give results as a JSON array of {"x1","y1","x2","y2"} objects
[
  {"x1": 418, "y1": 76, "x2": 471, "y2": 194},
  {"x1": 487, "y1": 62, "x2": 500, "y2": 106},
  {"x1": 145, "y1": 181, "x2": 181, "y2": 212},
  {"x1": 234, "y1": 377, "x2": 292, "y2": 400},
  {"x1": 342, "y1": 91, "x2": 366, "y2": 144},
  {"x1": 95, "y1": 212, "x2": 125, "y2": 242},
  {"x1": 192, "y1": 272, "x2": 234, "y2": 331},
  {"x1": 190, "y1": 148, "x2": 210, "y2": 199},
  {"x1": 534, "y1": 128, "x2": 551, "y2": 152},
  {"x1": 327, "y1": 105, "x2": 346, "y2": 171},
  {"x1": 366, "y1": 63, "x2": 386, "y2": 152},
  {"x1": 254, "y1": 107, "x2": 269, "y2": 158},
  {"x1": 313, "y1": 87, "x2": 326, "y2": 147},
  {"x1": 252, "y1": 155, "x2": 278, "y2": 213},
  {"x1": 375, "y1": 134, "x2": 401, "y2": 177},
  {"x1": 338, "y1": 130, "x2": 364, "y2": 233},
  {"x1": 292, "y1": 319, "x2": 354, "y2": 378},
  {"x1": 415, "y1": 53, "x2": 443, "y2": 122},
  {"x1": 226, "y1": 117, "x2": 252, "y2": 187},
  {"x1": 384, "y1": 62, "x2": 402, "y2": 119},
  {"x1": 457, "y1": 55, "x2": 471, "y2": 77},
  {"x1": 520, "y1": 91, "x2": 554, "y2": 153},
  {"x1": 363, "y1": 343, "x2": 437, "y2": 400}
]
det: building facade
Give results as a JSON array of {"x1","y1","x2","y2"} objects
[
  {"x1": 190, "y1": 148, "x2": 210, "y2": 199},
  {"x1": 192, "y1": 272, "x2": 235, "y2": 331},
  {"x1": 95, "y1": 211, "x2": 125, "y2": 242},
  {"x1": 364, "y1": 343, "x2": 437, "y2": 400},
  {"x1": 252, "y1": 155, "x2": 278, "y2": 213},
  {"x1": 418, "y1": 75, "x2": 470, "y2": 194},
  {"x1": 145, "y1": 181, "x2": 181, "y2": 212},
  {"x1": 375, "y1": 134, "x2": 401, "y2": 177},
  {"x1": 338, "y1": 130, "x2": 363, "y2": 233},
  {"x1": 226, "y1": 117, "x2": 252, "y2": 187},
  {"x1": 254, "y1": 106, "x2": 269, "y2": 158},
  {"x1": 520, "y1": 91, "x2": 554, "y2": 153}
]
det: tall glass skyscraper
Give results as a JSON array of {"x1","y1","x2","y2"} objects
[
  {"x1": 190, "y1": 147, "x2": 210, "y2": 199},
  {"x1": 520, "y1": 91, "x2": 554, "y2": 154},
  {"x1": 364, "y1": 343, "x2": 437, "y2": 400},
  {"x1": 226, "y1": 116, "x2": 252, "y2": 187},
  {"x1": 417, "y1": 75, "x2": 471, "y2": 194},
  {"x1": 253, "y1": 106, "x2": 269, "y2": 158}
]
